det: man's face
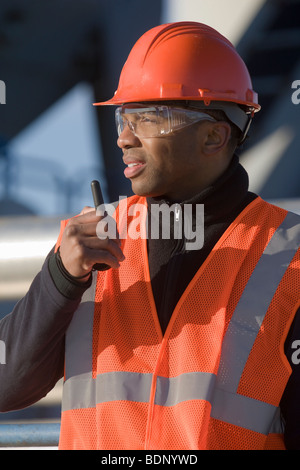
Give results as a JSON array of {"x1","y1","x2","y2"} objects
[{"x1": 117, "y1": 105, "x2": 215, "y2": 201}]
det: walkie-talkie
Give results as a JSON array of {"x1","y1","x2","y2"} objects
[{"x1": 91, "y1": 180, "x2": 110, "y2": 271}]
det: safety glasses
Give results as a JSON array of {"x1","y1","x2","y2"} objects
[{"x1": 115, "y1": 104, "x2": 217, "y2": 138}]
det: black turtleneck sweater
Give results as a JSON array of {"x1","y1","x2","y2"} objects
[
  {"x1": 147, "y1": 154, "x2": 257, "y2": 334},
  {"x1": 0, "y1": 156, "x2": 299, "y2": 448}
]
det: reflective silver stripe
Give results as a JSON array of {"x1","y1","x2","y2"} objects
[
  {"x1": 62, "y1": 373, "x2": 95, "y2": 412},
  {"x1": 62, "y1": 371, "x2": 153, "y2": 412},
  {"x1": 64, "y1": 272, "x2": 98, "y2": 381},
  {"x1": 155, "y1": 372, "x2": 216, "y2": 407},
  {"x1": 217, "y1": 211, "x2": 300, "y2": 392},
  {"x1": 62, "y1": 371, "x2": 277, "y2": 435},
  {"x1": 211, "y1": 388, "x2": 277, "y2": 434},
  {"x1": 62, "y1": 371, "x2": 216, "y2": 412},
  {"x1": 269, "y1": 407, "x2": 284, "y2": 434}
]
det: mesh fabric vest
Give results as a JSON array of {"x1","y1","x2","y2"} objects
[{"x1": 57, "y1": 196, "x2": 300, "y2": 450}]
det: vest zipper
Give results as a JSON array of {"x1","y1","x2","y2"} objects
[
  {"x1": 175, "y1": 203, "x2": 181, "y2": 222},
  {"x1": 158, "y1": 203, "x2": 185, "y2": 334}
]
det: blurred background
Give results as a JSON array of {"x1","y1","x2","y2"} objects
[{"x1": 0, "y1": 0, "x2": 300, "y2": 432}]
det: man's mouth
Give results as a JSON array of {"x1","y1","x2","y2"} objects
[{"x1": 124, "y1": 161, "x2": 146, "y2": 179}]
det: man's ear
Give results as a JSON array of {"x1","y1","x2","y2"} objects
[{"x1": 202, "y1": 121, "x2": 231, "y2": 155}]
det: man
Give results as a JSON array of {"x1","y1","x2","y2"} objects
[{"x1": 0, "y1": 21, "x2": 299, "y2": 450}]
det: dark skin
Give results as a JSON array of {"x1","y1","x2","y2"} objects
[{"x1": 59, "y1": 109, "x2": 232, "y2": 281}]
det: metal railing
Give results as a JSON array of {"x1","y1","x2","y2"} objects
[
  {"x1": 0, "y1": 215, "x2": 62, "y2": 301},
  {"x1": 0, "y1": 423, "x2": 60, "y2": 449},
  {"x1": 0, "y1": 217, "x2": 63, "y2": 448}
]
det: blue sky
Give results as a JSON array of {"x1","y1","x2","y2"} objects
[{"x1": 5, "y1": 83, "x2": 105, "y2": 216}]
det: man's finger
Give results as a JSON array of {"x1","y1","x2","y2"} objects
[{"x1": 79, "y1": 206, "x2": 95, "y2": 215}]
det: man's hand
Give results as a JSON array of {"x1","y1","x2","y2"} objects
[{"x1": 59, "y1": 208, "x2": 125, "y2": 280}]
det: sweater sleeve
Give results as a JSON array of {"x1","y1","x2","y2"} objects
[{"x1": 0, "y1": 248, "x2": 89, "y2": 412}]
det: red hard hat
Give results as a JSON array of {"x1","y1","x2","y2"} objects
[{"x1": 94, "y1": 21, "x2": 260, "y2": 113}]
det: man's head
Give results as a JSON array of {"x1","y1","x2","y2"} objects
[
  {"x1": 94, "y1": 22, "x2": 260, "y2": 200},
  {"x1": 115, "y1": 101, "x2": 236, "y2": 200}
]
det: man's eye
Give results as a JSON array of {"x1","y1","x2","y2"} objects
[{"x1": 140, "y1": 115, "x2": 156, "y2": 124}]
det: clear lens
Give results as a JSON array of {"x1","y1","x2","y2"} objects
[{"x1": 115, "y1": 105, "x2": 216, "y2": 138}]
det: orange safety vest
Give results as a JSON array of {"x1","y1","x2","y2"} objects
[{"x1": 57, "y1": 196, "x2": 300, "y2": 450}]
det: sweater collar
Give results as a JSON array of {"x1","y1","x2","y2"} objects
[{"x1": 146, "y1": 155, "x2": 249, "y2": 224}]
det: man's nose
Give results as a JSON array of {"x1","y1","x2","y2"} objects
[{"x1": 117, "y1": 124, "x2": 142, "y2": 149}]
